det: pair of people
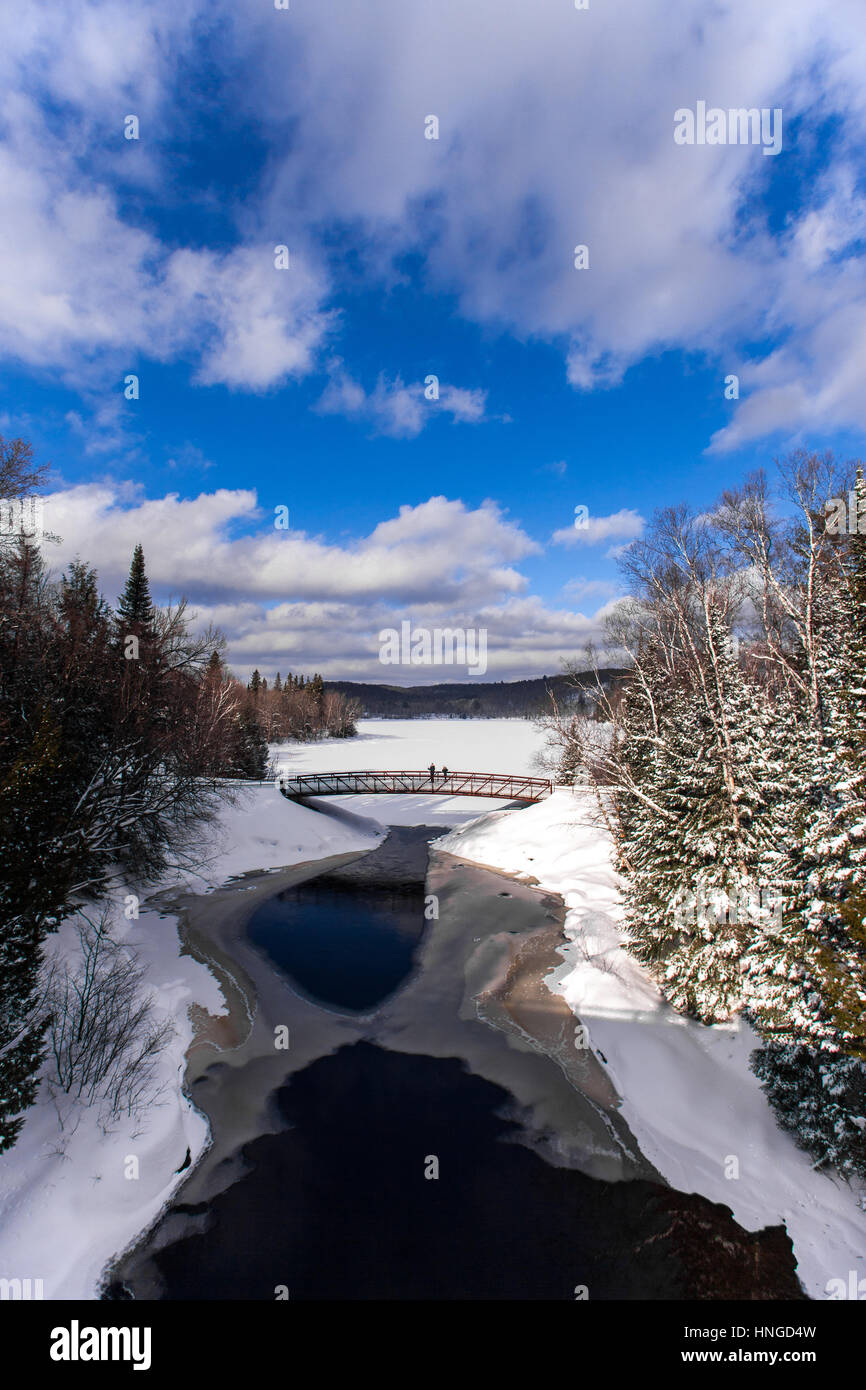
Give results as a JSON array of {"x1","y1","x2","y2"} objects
[{"x1": 428, "y1": 763, "x2": 449, "y2": 784}]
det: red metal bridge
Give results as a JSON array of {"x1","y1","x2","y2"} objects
[{"x1": 278, "y1": 769, "x2": 553, "y2": 803}]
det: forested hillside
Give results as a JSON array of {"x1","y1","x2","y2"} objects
[{"x1": 326, "y1": 670, "x2": 625, "y2": 719}]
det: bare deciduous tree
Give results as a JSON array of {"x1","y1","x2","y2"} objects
[{"x1": 42, "y1": 911, "x2": 175, "y2": 1124}]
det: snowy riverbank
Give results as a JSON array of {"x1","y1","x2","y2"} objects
[
  {"x1": 0, "y1": 762, "x2": 385, "y2": 1297},
  {"x1": 439, "y1": 787, "x2": 866, "y2": 1301}
]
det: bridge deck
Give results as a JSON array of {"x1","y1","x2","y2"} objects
[{"x1": 278, "y1": 769, "x2": 553, "y2": 802}]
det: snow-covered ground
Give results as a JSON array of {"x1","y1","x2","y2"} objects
[{"x1": 1, "y1": 717, "x2": 862, "y2": 1300}]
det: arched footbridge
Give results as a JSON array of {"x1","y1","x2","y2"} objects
[{"x1": 277, "y1": 770, "x2": 553, "y2": 802}]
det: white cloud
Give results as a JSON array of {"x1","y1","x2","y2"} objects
[
  {"x1": 551, "y1": 508, "x2": 646, "y2": 546},
  {"x1": 40, "y1": 483, "x2": 614, "y2": 681},
  {"x1": 165, "y1": 442, "x2": 215, "y2": 473},
  {"x1": 442, "y1": 385, "x2": 487, "y2": 424},
  {"x1": 45, "y1": 486, "x2": 538, "y2": 607},
  {"x1": 0, "y1": 9, "x2": 333, "y2": 404},
  {"x1": 562, "y1": 577, "x2": 621, "y2": 603},
  {"x1": 708, "y1": 168, "x2": 866, "y2": 450},
  {"x1": 240, "y1": 0, "x2": 866, "y2": 444},
  {"x1": 3, "y1": 0, "x2": 866, "y2": 448},
  {"x1": 316, "y1": 364, "x2": 487, "y2": 437},
  {"x1": 0, "y1": 133, "x2": 333, "y2": 394},
  {"x1": 178, "y1": 247, "x2": 334, "y2": 393}
]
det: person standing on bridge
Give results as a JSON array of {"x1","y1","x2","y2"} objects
[
  {"x1": 429, "y1": 762, "x2": 436, "y2": 786},
  {"x1": 442, "y1": 766, "x2": 448, "y2": 779}
]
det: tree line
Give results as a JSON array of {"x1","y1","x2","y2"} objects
[
  {"x1": 549, "y1": 450, "x2": 866, "y2": 1178},
  {"x1": 0, "y1": 437, "x2": 357, "y2": 1151},
  {"x1": 246, "y1": 668, "x2": 359, "y2": 742}
]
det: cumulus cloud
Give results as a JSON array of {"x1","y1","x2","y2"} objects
[
  {"x1": 45, "y1": 486, "x2": 537, "y2": 607},
  {"x1": 238, "y1": 0, "x2": 866, "y2": 444},
  {"x1": 0, "y1": 135, "x2": 332, "y2": 392},
  {"x1": 708, "y1": 165, "x2": 866, "y2": 450},
  {"x1": 183, "y1": 592, "x2": 615, "y2": 685},
  {"x1": 40, "y1": 483, "x2": 616, "y2": 681},
  {"x1": 0, "y1": 6, "x2": 333, "y2": 403}
]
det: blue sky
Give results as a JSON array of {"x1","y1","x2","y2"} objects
[{"x1": 2, "y1": 0, "x2": 865, "y2": 681}]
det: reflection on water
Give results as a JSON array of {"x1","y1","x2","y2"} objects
[{"x1": 247, "y1": 878, "x2": 426, "y2": 1012}]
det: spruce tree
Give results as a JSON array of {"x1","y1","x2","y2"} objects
[
  {"x1": 618, "y1": 612, "x2": 790, "y2": 1023},
  {"x1": 750, "y1": 494, "x2": 866, "y2": 1176},
  {"x1": 116, "y1": 543, "x2": 154, "y2": 632},
  {"x1": 233, "y1": 710, "x2": 268, "y2": 777}
]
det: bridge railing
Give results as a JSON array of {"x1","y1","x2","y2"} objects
[{"x1": 277, "y1": 769, "x2": 553, "y2": 802}]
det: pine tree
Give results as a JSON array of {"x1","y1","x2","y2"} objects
[
  {"x1": 274, "y1": 672, "x2": 282, "y2": 692},
  {"x1": 248, "y1": 669, "x2": 262, "y2": 698},
  {"x1": 0, "y1": 445, "x2": 234, "y2": 1152},
  {"x1": 116, "y1": 543, "x2": 154, "y2": 633},
  {"x1": 0, "y1": 714, "x2": 76, "y2": 1150}
]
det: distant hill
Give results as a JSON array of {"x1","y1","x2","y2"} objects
[{"x1": 325, "y1": 669, "x2": 626, "y2": 719}]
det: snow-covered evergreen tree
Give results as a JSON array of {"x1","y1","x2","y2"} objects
[
  {"x1": 617, "y1": 606, "x2": 792, "y2": 1022},
  {"x1": 749, "y1": 475, "x2": 866, "y2": 1175}
]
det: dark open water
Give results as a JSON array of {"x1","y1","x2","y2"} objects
[{"x1": 247, "y1": 878, "x2": 425, "y2": 1012}]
